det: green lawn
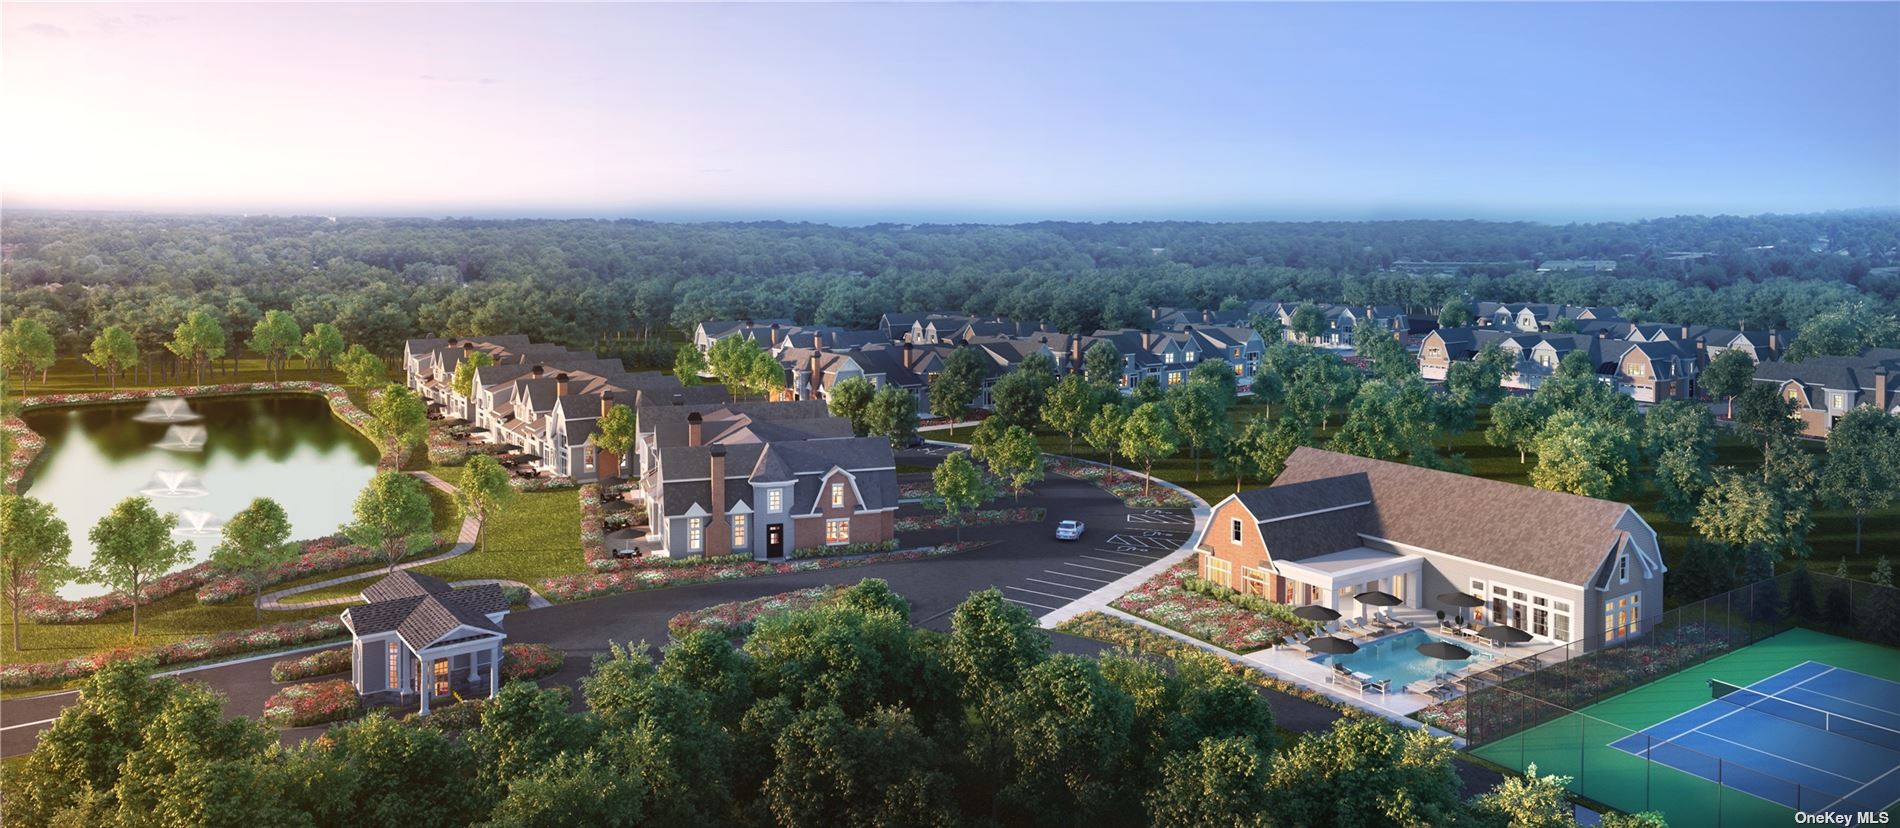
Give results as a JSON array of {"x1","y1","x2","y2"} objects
[
  {"x1": 1471, "y1": 627, "x2": 1900, "y2": 826},
  {"x1": 3, "y1": 354, "x2": 381, "y2": 402},
  {"x1": 412, "y1": 484, "x2": 585, "y2": 588}
]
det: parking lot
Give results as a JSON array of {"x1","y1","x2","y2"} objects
[{"x1": 996, "y1": 515, "x2": 1192, "y2": 617}]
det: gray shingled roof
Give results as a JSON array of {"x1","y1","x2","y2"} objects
[
  {"x1": 344, "y1": 581, "x2": 508, "y2": 648},
  {"x1": 1264, "y1": 447, "x2": 1633, "y2": 585},
  {"x1": 1235, "y1": 473, "x2": 1372, "y2": 522},
  {"x1": 361, "y1": 571, "x2": 452, "y2": 603}
]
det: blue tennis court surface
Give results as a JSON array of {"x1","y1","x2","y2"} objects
[{"x1": 1610, "y1": 661, "x2": 1900, "y2": 814}]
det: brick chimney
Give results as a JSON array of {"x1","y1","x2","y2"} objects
[
  {"x1": 686, "y1": 411, "x2": 703, "y2": 447},
  {"x1": 707, "y1": 445, "x2": 728, "y2": 556},
  {"x1": 903, "y1": 340, "x2": 914, "y2": 368},
  {"x1": 1151, "y1": 307, "x2": 1160, "y2": 321},
  {"x1": 1680, "y1": 324, "x2": 1690, "y2": 341},
  {"x1": 812, "y1": 332, "x2": 823, "y2": 352},
  {"x1": 769, "y1": 322, "x2": 781, "y2": 349},
  {"x1": 1069, "y1": 336, "x2": 1082, "y2": 373},
  {"x1": 555, "y1": 372, "x2": 571, "y2": 397},
  {"x1": 1877, "y1": 366, "x2": 1889, "y2": 412},
  {"x1": 531, "y1": 364, "x2": 545, "y2": 378},
  {"x1": 671, "y1": 393, "x2": 683, "y2": 406},
  {"x1": 1202, "y1": 309, "x2": 1213, "y2": 324},
  {"x1": 1769, "y1": 331, "x2": 1779, "y2": 354},
  {"x1": 808, "y1": 348, "x2": 822, "y2": 400}
]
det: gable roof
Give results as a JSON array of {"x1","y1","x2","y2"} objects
[
  {"x1": 1264, "y1": 447, "x2": 1637, "y2": 585},
  {"x1": 343, "y1": 577, "x2": 508, "y2": 649}
]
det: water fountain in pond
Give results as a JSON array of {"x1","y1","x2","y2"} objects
[
  {"x1": 173, "y1": 509, "x2": 224, "y2": 538},
  {"x1": 139, "y1": 469, "x2": 209, "y2": 498},
  {"x1": 155, "y1": 425, "x2": 208, "y2": 452},
  {"x1": 134, "y1": 397, "x2": 201, "y2": 423}
]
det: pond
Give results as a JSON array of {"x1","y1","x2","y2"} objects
[{"x1": 19, "y1": 394, "x2": 380, "y2": 599}]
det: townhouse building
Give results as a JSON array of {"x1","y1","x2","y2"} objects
[{"x1": 1752, "y1": 348, "x2": 1899, "y2": 437}]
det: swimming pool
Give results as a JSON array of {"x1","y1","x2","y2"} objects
[{"x1": 1310, "y1": 628, "x2": 1494, "y2": 686}]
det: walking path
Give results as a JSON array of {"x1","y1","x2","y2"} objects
[{"x1": 256, "y1": 470, "x2": 551, "y2": 610}]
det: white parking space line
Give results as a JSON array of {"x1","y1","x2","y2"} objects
[
  {"x1": 1006, "y1": 585, "x2": 1080, "y2": 602},
  {"x1": 1064, "y1": 561, "x2": 1131, "y2": 575},
  {"x1": 0, "y1": 717, "x2": 57, "y2": 733},
  {"x1": 1044, "y1": 569, "x2": 1111, "y2": 584},
  {"x1": 1025, "y1": 577, "x2": 1093, "y2": 593},
  {"x1": 1106, "y1": 534, "x2": 1178, "y2": 550},
  {"x1": 1005, "y1": 596, "x2": 1060, "y2": 612},
  {"x1": 1096, "y1": 549, "x2": 1163, "y2": 563},
  {"x1": 1078, "y1": 555, "x2": 1142, "y2": 568},
  {"x1": 1126, "y1": 511, "x2": 1194, "y2": 526}
]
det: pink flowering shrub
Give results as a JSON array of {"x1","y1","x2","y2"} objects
[
  {"x1": 19, "y1": 561, "x2": 219, "y2": 623},
  {"x1": 427, "y1": 423, "x2": 471, "y2": 466},
  {"x1": 579, "y1": 484, "x2": 612, "y2": 570},
  {"x1": 263, "y1": 678, "x2": 362, "y2": 727},
  {"x1": 3, "y1": 417, "x2": 46, "y2": 492},
  {"x1": 1414, "y1": 697, "x2": 1468, "y2": 736},
  {"x1": 895, "y1": 506, "x2": 1043, "y2": 533},
  {"x1": 540, "y1": 541, "x2": 986, "y2": 603},
  {"x1": 0, "y1": 618, "x2": 347, "y2": 689},
  {"x1": 197, "y1": 536, "x2": 390, "y2": 605},
  {"x1": 1111, "y1": 562, "x2": 1306, "y2": 653},
  {"x1": 500, "y1": 643, "x2": 564, "y2": 681},
  {"x1": 668, "y1": 585, "x2": 839, "y2": 639},
  {"x1": 271, "y1": 647, "x2": 353, "y2": 682},
  {"x1": 510, "y1": 474, "x2": 577, "y2": 492},
  {"x1": 1047, "y1": 458, "x2": 1194, "y2": 509}
]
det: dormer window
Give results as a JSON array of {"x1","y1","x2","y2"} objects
[
  {"x1": 1164, "y1": 353, "x2": 1175, "y2": 364},
  {"x1": 1617, "y1": 551, "x2": 1629, "y2": 583},
  {"x1": 830, "y1": 482, "x2": 846, "y2": 508}
]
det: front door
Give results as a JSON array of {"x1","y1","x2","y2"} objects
[{"x1": 766, "y1": 524, "x2": 784, "y2": 559}]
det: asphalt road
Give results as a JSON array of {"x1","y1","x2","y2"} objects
[{"x1": 0, "y1": 447, "x2": 1185, "y2": 757}]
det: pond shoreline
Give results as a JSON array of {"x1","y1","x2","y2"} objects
[{"x1": 4, "y1": 382, "x2": 380, "y2": 494}]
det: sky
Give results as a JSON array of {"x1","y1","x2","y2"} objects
[{"x1": 3, "y1": 2, "x2": 1897, "y2": 224}]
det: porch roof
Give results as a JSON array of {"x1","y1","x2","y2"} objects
[{"x1": 1274, "y1": 546, "x2": 1420, "y2": 586}]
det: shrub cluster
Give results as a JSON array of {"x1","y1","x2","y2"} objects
[
  {"x1": 271, "y1": 648, "x2": 353, "y2": 682},
  {"x1": 262, "y1": 678, "x2": 362, "y2": 728}
]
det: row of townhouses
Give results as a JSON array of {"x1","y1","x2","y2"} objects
[
  {"x1": 403, "y1": 337, "x2": 729, "y2": 482},
  {"x1": 1754, "y1": 348, "x2": 1899, "y2": 437}
]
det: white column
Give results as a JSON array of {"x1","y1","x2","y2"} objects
[
  {"x1": 467, "y1": 652, "x2": 479, "y2": 682},
  {"x1": 419, "y1": 656, "x2": 431, "y2": 716},
  {"x1": 489, "y1": 645, "x2": 500, "y2": 698}
]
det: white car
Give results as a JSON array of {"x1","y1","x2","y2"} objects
[{"x1": 1055, "y1": 520, "x2": 1085, "y2": 541}]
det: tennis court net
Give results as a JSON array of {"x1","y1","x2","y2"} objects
[{"x1": 1710, "y1": 679, "x2": 1900, "y2": 753}]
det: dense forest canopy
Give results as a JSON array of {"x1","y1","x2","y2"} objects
[{"x1": 3, "y1": 211, "x2": 1896, "y2": 359}]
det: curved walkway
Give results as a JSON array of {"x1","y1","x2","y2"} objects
[{"x1": 257, "y1": 470, "x2": 490, "y2": 610}]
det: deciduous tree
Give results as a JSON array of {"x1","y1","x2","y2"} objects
[
  {"x1": 930, "y1": 346, "x2": 987, "y2": 434},
  {"x1": 367, "y1": 384, "x2": 429, "y2": 466},
  {"x1": 246, "y1": 310, "x2": 302, "y2": 380},
  {"x1": 1086, "y1": 403, "x2": 1128, "y2": 466},
  {"x1": 931, "y1": 451, "x2": 991, "y2": 542},
  {"x1": 456, "y1": 454, "x2": 513, "y2": 550},
  {"x1": 451, "y1": 350, "x2": 496, "y2": 398},
  {"x1": 1819, "y1": 408, "x2": 1900, "y2": 556},
  {"x1": 827, "y1": 376, "x2": 875, "y2": 436},
  {"x1": 211, "y1": 497, "x2": 294, "y2": 620},
  {"x1": 1043, "y1": 373, "x2": 1100, "y2": 455},
  {"x1": 165, "y1": 309, "x2": 226, "y2": 385},
  {"x1": 863, "y1": 384, "x2": 920, "y2": 449},
  {"x1": 1487, "y1": 394, "x2": 1551, "y2": 464},
  {"x1": 346, "y1": 471, "x2": 435, "y2": 571},
  {"x1": 1699, "y1": 349, "x2": 1755, "y2": 420},
  {"x1": 84, "y1": 326, "x2": 138, "y2": 389},
  {"x1": 1529, "y1": 410, "x2": 1637, "y2": 498},
  {"x1": 1120, "y1": 401, "x2": 1179, "y2": 497},
  {"x1": 88, "y1": 497, "x2": 192, "y2": 636},
  {"x1": 0, "y1": 495, "x2": 74, "y2": 649},
  {"x1": 298, "y1": 322, "x2": 345, "y2": 371}
]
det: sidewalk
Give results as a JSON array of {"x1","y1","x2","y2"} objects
[{"x1": 257, "y1": 470, "x2": 483, "y2": 610}]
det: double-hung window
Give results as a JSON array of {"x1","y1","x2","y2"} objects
[
  {"x1": 767, "y1": 489, "x2": 783, "y2": 513},
  {"x1": 732, "y1": 514, "x2": 748, "y2": 547},
  {"x1": 1230, "y1": 518, "x2": 1243, "y2": 544},
  {"x1": 825, "y1": 518, "x2": 850, "y2": 545},
  {"x1": 830, "y1": 482, "x2": 846, "y2": 508},
  {"x1": 687, "y1": 518, "x2": 703, "y2": 551}
]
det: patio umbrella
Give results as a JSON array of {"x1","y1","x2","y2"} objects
[
  {"x1": 1479, "y1": 625, "x2": 1533, "y2": 645},
  {"x1": 1305, "y1": 635, "x2": 1359, "y2": 655},
  {"x1": 1293, "y1": 604, "x2": 1341, "y2": 622},
  {"x1": 1416, "y1": 640, "x2": 1472, "y2": 661},
  {"x1": 1438, "y1": 592, "x2": 1485, "y2": 608},
  {"x1": 1355, "y1": 590, "x2": 1402, "y2": 607}
]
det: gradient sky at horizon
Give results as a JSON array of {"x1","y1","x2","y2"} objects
[{"x1": 3, "y1": 2, "x2": 1897, "y2": 224}]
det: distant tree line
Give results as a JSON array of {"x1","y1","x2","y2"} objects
[{"x1": 3, "y1": 212, "x2": 1895, "y2": 367}]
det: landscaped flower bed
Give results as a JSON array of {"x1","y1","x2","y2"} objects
[
  {"x1": 1047, "y1": 458, "x2": 1195, "y2": 509},
  {"x1": 2, "y1": 417, "x2": 46, "y2": 492},
  {"x1": 263, "y1": 678, "x2": 362, "y2": 728},
  {"x1": 539, "y1": 541, "x2": 988, "y2": 603},
  {"x1": 1110, "y1": 562, "x2": 1308, "y2": 653},
  {"x1": 1055, "y1": 610, "x2": 1361, "y2": 716},
  {"x1": 788, "y1": 540, "x2": 900, "y2": 560},
  {"x1": 579, "y1": 484, "x2": 610, "y2": 569},
  {"x1": 19, "y1": 561, "x2": 219, "y2": 623},
  {"x1": 668, "y1": 585, "x2": 840, "y2": 639},
  {"x1": 1413, "y1": 696, "x2": 1467, "y2": 736},
  {"x1": 271, "y1": 647, "x2": 352, "y2": 682},
  {"x1": 895, "y1": 506, "x2": 1044, "y2": 533},
  {"x1": 511, "y1": 474, "x2": 577, "y2": 492},
  {"x1": 427, "y1": 423, "x2": 471, "y2": 466},
  {"x1": 197, "y1": 536, "x2": 402, "y2": 605},
  {"x1": 500, "y1": 643, "x2": 564, "y2": 681},
  {"x1": 0, "y1": 618, "x2": 348, "y2": 689}
]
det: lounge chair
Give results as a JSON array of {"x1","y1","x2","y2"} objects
[
  {"x1": 1280, "y1": 632, "x2": 1308, "y2": 650},
  {"x1": 1343, "y1": 618, "x2": 1374, "y2": 639},
  {"x1": 1373, "y1": 611, "x2": 1403, "y2": 630},
  {"x1": 1363, "y1": 678, "x2": 1390, "y2": 695},
  {"x1": 1405, "y1": 678, "x2": 1440, "y2": 696}
]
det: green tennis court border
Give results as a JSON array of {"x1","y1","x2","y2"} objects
[{"x1": 1470, "y1": 628, "x2": 1900, "y2": 826}]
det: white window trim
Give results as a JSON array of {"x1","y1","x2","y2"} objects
[
  {"x1": 1230, "y1": 518, "x2": 1243, "y2": 545},
  {"x1": 824, "y1": 517, "x2": 851, "y2": 546}
]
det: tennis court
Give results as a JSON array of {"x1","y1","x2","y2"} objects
[
  {"x1": 1609, "y1": 661, "x2": 1900, "y2": 814},
  {"x1": 1471, "y1": 627, "x2": 1900, "y2": 826}
]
